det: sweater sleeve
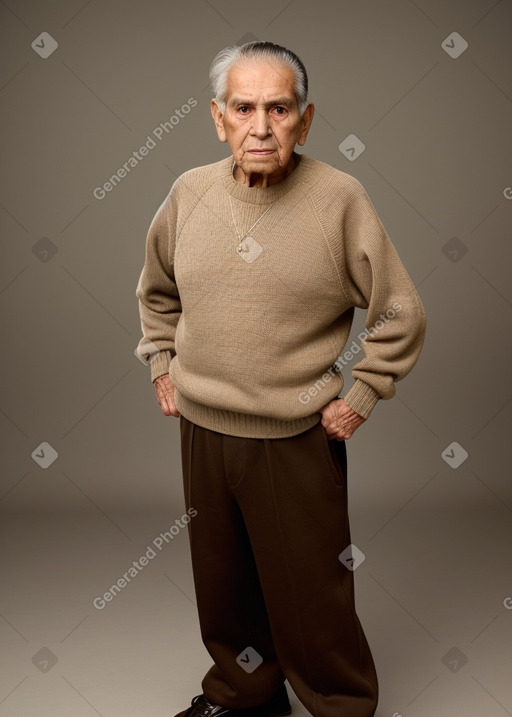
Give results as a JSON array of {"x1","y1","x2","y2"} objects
[
  {"x1": 135, "y1": 186, "x2": 181, "y2": 383},
  {"x1": 340, "y1": 183, "x2": 426, "y2": 418}
]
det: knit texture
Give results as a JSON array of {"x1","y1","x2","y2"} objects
[{"x1": 136, "y1": 154, "x2": 426, "y2": 438}]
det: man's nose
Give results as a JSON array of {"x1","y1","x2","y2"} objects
[{"x1": 250, "y1": 109, "x2": 271, "y2": 138}]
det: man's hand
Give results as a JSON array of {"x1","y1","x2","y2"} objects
[
  {"x1": 318, "y1": 398, "x2": 366, "y2": 440},
  {"x1": 154, "y1": 374, "x2": 180, "y2": 417}
]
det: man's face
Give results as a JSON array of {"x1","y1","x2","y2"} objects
[{"x1": 211, "y1": 59, "x2": 314, "y2": 186}]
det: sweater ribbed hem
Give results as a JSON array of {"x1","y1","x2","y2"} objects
[
  {"x1": 175, "y1": 391, "x2": 321, "y2": 439},
  {"x1": 343, "y1": 380, "x2": 381, "y2": 419}
]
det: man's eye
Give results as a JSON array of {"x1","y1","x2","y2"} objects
[
  {"x1": 274, "y1": 106, "x2": 286, "y2": 115},
  {"x1": 238, "y1": 106, "x2": 250, "y2": 113}
]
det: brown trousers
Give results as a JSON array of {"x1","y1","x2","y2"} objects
[{"x1": 179, "y1": 416, "x2": 378, "y2": 717}]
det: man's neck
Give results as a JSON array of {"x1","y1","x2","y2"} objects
[{"x1": 233, "y1": 154, "x2": 297, "y2": 188}]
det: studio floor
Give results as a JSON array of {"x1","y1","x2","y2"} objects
[{"x1": 1, "y1": 501, "x2": 511, "y2": 717}]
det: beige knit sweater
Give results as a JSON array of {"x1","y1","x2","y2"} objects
[{"x1": 136, "y1": 153, "x2": 426, "y2": 438}]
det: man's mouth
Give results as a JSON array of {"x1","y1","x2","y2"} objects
[{"x1": 247, "y1": 149, "x2": 276, "y2": 155}]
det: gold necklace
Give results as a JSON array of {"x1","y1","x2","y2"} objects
[{"x1": 228, "y1": 194, "x2": 275, "y2": 259}]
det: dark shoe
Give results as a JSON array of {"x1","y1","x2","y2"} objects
[{"x1": 174, "y1": 683, "x2": 291, "y2": 717}]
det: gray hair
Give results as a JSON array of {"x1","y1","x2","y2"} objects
[{"x1": 209, "y1": 41, "x2": 309, "y2": 116}]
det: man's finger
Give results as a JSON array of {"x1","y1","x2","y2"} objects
[
  {"x1": 161, "y1": 392, "x2": 179, "y2": 416},
  {"x1": 154, "y1": 380, "x2": 179, "y2": 417}
]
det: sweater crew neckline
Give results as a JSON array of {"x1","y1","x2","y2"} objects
[{"x1": 223, "y1": 152, "x2": 308, "y2": 204}]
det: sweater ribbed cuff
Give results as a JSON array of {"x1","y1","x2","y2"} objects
[
  {"x1": 343, "y1": 380, "x2": 380, "y2": 419},
  {"x1": 150, "y1": 350, "x2": 172, "y2": 383}
]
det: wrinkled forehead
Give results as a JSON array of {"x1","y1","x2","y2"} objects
[{"x1": 226, "y1": 58, "x2": 297, "y2": 103}]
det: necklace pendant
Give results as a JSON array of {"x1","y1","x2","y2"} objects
[
  {"x1": 237, "y1": 237, "x2": 251, "y2": 253},
  {"x1": 235, "y1": 236, "x2": 263, "y2": 264}
]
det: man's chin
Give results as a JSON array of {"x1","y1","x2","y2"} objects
[
  {"x1": 239, "y1": 157, "x2": 291, "y2": 179},
  {"x1": 241, "y1": 161, "x2": 278, "y2": 175},
  {"x1": 233, "y1": 152, "x2": 296, "y2": 185}
]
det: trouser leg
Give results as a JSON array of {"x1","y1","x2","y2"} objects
[
  {"x1": 179, "y1": 416, "x2": 378, "y2": 717},
  {"x1": 179, "y1": 416, "x2": 285, "y2": 708},
  {"x1": 229, "y1": 421, "x2": 378, "y2": 717}
]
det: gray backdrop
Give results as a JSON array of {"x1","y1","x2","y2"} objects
[{"x1": 1, "y1": 1, "x2": 511, "y2": 716}]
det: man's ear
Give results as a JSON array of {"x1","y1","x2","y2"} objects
[
  {"x1": 210, "y1": 100, "x2": 227, "y2": 142},
  {"x1": 297, "y1": 103, "x2": 315, "y2": 146}
]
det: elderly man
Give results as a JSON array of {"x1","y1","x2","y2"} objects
[{"x1": 137, "y1": 41, "x2": 426, "y2": 717}]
